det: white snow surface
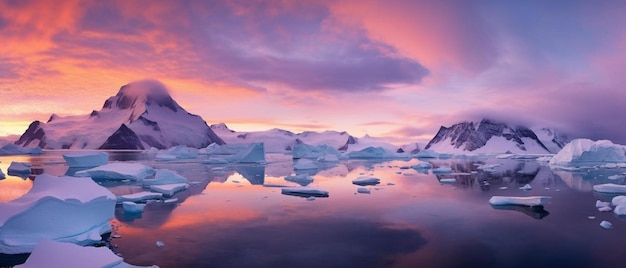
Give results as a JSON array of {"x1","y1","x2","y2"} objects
[
  {"x1": 611, "y1": 195, "x2": 626, "y2": 206},
  {"x1": 8, "y1": 161, "x2": 31, "y2": 173},
  {"x1": 63, "y1": 151, "x2": 109, "y2": 167},
  {"x1": 75, "y1": 162, "x2": 155, "y2": 181},
  {"x1": 427, "y1": 136, "x2": 551, "y2": 155},
  {"x1": 0, "y1": 174, "x2": 116, "y2": 254},
  {"x1": 614, "y1": 205, "x2": 626, "y2": 216},
  {"x1": 149, "y1": 183, "x2": 189, "y2": 196},
  {"x1": 549, "y1": 139, "x2": 626, "y2": 166},
  {"x1": 15, "y1": 240, "x2": 158, "y2": 268},
  {"x1": 489, "y1": 196, "x2": 551, "y2": 206},
  {"x1": 593, "y1": 183, "x2": 626, "y2": 194}
]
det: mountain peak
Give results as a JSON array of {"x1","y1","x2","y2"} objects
[{"x1": 103, "y1": 79, "x2": 178, "y2": 114}]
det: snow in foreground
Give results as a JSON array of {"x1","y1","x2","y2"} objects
[
  {"x1": 15, "y1": 240, "x2": 158, "y2": 268},
  {"x1": 0, "y1": 174, "x2": 115, "y2": 254}
]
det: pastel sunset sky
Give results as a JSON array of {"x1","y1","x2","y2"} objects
[{"x1": 1, "y1": 0, "x2": 625, "y2": 144}]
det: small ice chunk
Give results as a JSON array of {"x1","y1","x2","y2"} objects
[
  {"x1": 598, "y1": 206, "x2": 612, "y2": 212},
  {"x1": 387, "y1": 182, "x2": 395, "y2": 186},
  {"x1": 75, "y1": 163, "x2": 155, "y2": 181},
  {"x1": 352, "y1": 176, "x2": 380, "y2": 186},
  {"x1": 614, "y1": 205, "x2": 626, "y2": 216},
  {"x1": 596, "y1": 200, "x2": 610, "y2": 208},
  {"x1": 608, "y1": 174, "x2": 626, "y2": 180},
  {"x1": 499, "y1": 186, "x2": 508, "y2": 190},
  {"x1": 122, "y1": 201, "x2": 145, "y2": 214},
  {"x1": 149, "y1": 183, "x2": 189, "y2": 196},
  {"x1": 439, "y1": 178, "x2": 456, "y2": 184},
  {"x1": 588, "y1": 216, "x2": 596, "y2": 220},
  {"x1": 600, "y1": 220, "x2": 613, "y2": 229},
  {"x1": 432, "y1": 167, "x2": 453, "y2": 174},
  {"x1": 262, "y1": 183, "x2": 292, "y2": 188},
  {"x1": 357, "y1": 187, "x2": 371, "y2": 194},
  {"x1": 117, "y1": 192, "x2": 163, "y2": 202},
  {"x1": 519, "y1": 184, "x2": 532, "y2": 191},
  {"x1": 410, "y1": 162, "x2": 432, "y2": 169},
  {"x1": 593, "y1": 183, "x2": 626, "y2": 194},
  {"x1": 8, "y1": 161, "x2": 31, "y2": 174},
  {"x1": 489, "y1": 196, "x2": 551, "y2": 207},
  {"x1": 155, "y1": 241, "x2": 165, "y2": 247},
  {"x1": 284, "y1": 174, "x2": 314, "y2": 185},
  {"x1": 281, "y1": 187, "x2": 329, "y2": 197},
  {"x1": 62, "y1": 152, "x2": 109, "y2": 168},
  {"x1": 306, "y1": 196, "x2": 316, "y2": 201},
  {"x1": 611, "y1": 195, "x2": 626, "y2": 206},
  {"x1": 164, "y1": 198, "x2": 178, "y2": 204}
]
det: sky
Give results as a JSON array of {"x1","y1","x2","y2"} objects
[{"x1": 1, "y1": 0, "x2": 625, "y2": 145}]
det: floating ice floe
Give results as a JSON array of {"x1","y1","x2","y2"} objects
[
  {"x1": 262, "y1": 183, "x2": 292, "y2": 188},
  {"x1": 15, "y1": 240, "x2": 158, "y2": 268},
  {"x1": 598, "y1": 206, "x2": 612, "y2": 212},
  {"x1": 228, "y1": 143, "x2": 266, "y2": 163},
  {"x1": 347, "y1": 146, "x2": 407, "y2": 159},
  {"x1": 614, "y1": 205, "x2": 626, "y2": 216},
  {"x1": 202, "y1": 157, "x2": 229, "y2": 164},
  {"x1": 0, "y1": 174, "x2": 116, "y2": 254},
  {"x1": 352, "y1": 176, "x2": 380, "y2": 186},
  {"x1": 357, "y1": 187, "x2": 371, "y2": 194},
  {"x1": 63, "y1": 152, "x2": 109, "y2": 168},
  {"x1": 155, "y1": 145, "x2": 199, "y2": 160},
  {"x1": 75, "y1": 162, "x2": 155, "y2": 181},
  {"x1": 600, "y1": 220, "x2": 613, "y2": 229},
  {"x1": 294, "y1": 159, "x2": 318, "y2": 170},
  {"x1": 122, "y1": 201, "x2": 146, "y2": 214},
  {"x1": 198, "y1": 143, "x2": 220, "y2": 155},
  {"x1": 155, "y1": 241, "x2": 165, "y2": 247},
  {"x1": 519, "y1": 184, "x2": 532, "y2": 191},
  {"x1": 281, "y1": 187, "x2": 329, "y2": 197},
  {"x1": 488, "y1": 196, "x2": 551, "y2": 207},
  {"x1": 593, "y1": 183, "x2": 626, "y2": 194},
  {"x1": 149, "y1": 183, "x2": 189, "y2": 196},
  {"x1": 284, "y1": 174, "x2": 314, "y2": 186},
  {"x1": 0, "y1": 144, "x2": 43, "y2": 156},
  {"x1": 596, "y1": 200, "x2": 611, "y2": 208},
  {"x1": 164, "y1": 198, "x2": 178, "y2": 204},
  {"x1": 415, "y1": 149, "x2": 438, "y2": 158},
  {"x1": 549, "y1": 139, "x2": 626, "y2": 167},
  {"x1": 7, "y1": 161, "x2": 31, "y2": 174},
  {"x1": 117, "y1": 192, "x2": 163, "y2": 203},
  {"x1": 612, "y1": 195, "x2": 626, "y2": 206},
  {"x1": 410, "y1": 162, "x2": 432, "y2": 169},
  {"x1": 439, "y1": 178, "x2": 456, "y2": 184},
  {"x1": 142, "y1": 169, "x2": 188, "y2": 186},
  {"x1": 608, "y1": 174, "x2": 626, "y2": 180},
  {"x1": 432, "y1": 167, "x2": 453, "y2": 174}
]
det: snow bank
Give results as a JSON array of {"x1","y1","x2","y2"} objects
[
  {"x1": 63, "y1": 152, "x2": 109, "y2": 168},
  {"x1": 142, "y1": 169, "x2": 187, "y2": 186},
  {"x1": 284, "y1": 174, "x2": 314, "y2": 186},
  {"x1": 593, "y1": 183, "x2": 626, "y2": 194},
  {"x1": 75, "y1": 162, "x2": 155, "y2": 181},
  {"x1": 549, "y1": 139, "x2": 626, "y2": 166},
  {"x1": 489, "y1": 196, "x2": 551, "y2": 207},
  {"x1": 0, "y1": 174, "x2": 115, "y2": 254},
  {"x1": 0, "y1": 144, "x2": 42, "y2": 156},
  {"x1": 149, "y1": 183, "x2": 189, "y2": 196},
  {"x1": 281, "y1": 187, "x2": 329, "y2": 197},
  {"x1": 15, "y1": 240, "x2": 158, "y2": 268},
  {"x1": 7, "y1": 161, "x2": 31, "y2": 174},
  {"x1": 352, "y1": 176, "x2": 380, "y2": 186}
]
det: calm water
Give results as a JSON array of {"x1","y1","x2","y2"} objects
[{"x1": 1, "y1": 151, "x2": 626, "y2": 268}]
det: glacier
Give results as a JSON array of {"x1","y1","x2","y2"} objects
[{"x1": 0, "y1": 174, "x2": 115, "y2": 254}]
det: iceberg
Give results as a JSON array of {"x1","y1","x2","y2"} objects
[
  {"x1": 62, "y1": 152, "x2": 109, "y2": 168},
  {"x1": 489, "y1": 196, "x2": 551, "y2": 207},
  {"x1": 317, "y1": 154, "x2": 340, "y2": 162},
  {"x1": 415, "y1": 149, "x2": 438, "y2": 158},
  {"x1": 149, "y1": 183, "x2": 189, "y2": 196},
  {"x1": 294, "y1": 159, "x2": 318, "y2": 170},
  {"x1": 75, "y1": 162, "x2": 155, "y2": 181},
  {"x1": 7, "y1": 161, "x2": 31, "y2": 174},
  {"x1": 117, "y1": 191, "x2": 163, "y2": 202},
  {"x1": 519, "y1": 184, "x2": 532, "y2": 191},
  {"x1": 600, "y1": 220, "x2": 613, "y2": 229},
  {"x1": 596, "y1": 200, "x2": 610, "y2": 208},
  {"x1": 228, "y1": 142, "x2": 266, "y2": 163},
  {"x1": 0, "y1": 174, "x2": 116, "y2": 254},
  {"x1": 0, "y1": 144, "x2": 43, "y2": 156},
  {"x1": 410, "y1": 162, "x2": 432, "y2": 169},
  {"x1": 593, "y1": 183, "x2": 626, "y2": 194},
  {"x1": 608, "y1": 174, "x2": 626, "y2": 180},
  {"x1": 614, "y1": 205, "x2": 626, "y2": 216},
  {"x1": 352, "y1": 176, "x2": 380, "y2": 186},
  {"x1": 122, "y1": 201, "x2": 146, "y2": 214},
  {"x1": 432, "y1": 167, "x2": 453, "y2": 174},
  {"x1": 611, "y1": 195, "x2": 626, "y2": 206},
  {"x1": 198, "y1": 143, "x2": 220, "y2": 155},
  {"x1": 292, "y1": 143, "x2": 342, "y2": 160},
  {"x1": 281, "y1": 186, "x2": 329, "y2": 197},
  {"x1": 142, "y1": 169, "x2": 188, "y2": 186},
  {"x1": 15, "y1": 240, "x2": 157, "y2": 268},
  {"x1": 202, "y1": 156, "x2": 230, "y2": 164},
  {"x1": 549, "y1": 139, "x2": 626, "y2": 166},
  {"x1": 347, "y1": 146, "x2": 407, "y2": 159},
  {"x1": 284, "y1": 174, "x2": 314, "y2": 186}
]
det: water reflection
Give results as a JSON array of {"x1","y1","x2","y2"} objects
[{"x1": 491, "y1": 204, "x2": 550, "y2": 219}]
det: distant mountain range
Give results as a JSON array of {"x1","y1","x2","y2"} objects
[
  {"x1": 424, "y1": 119, "x2": 570, "y2": 154},
  {"x1": 15, "y1": 80, "x2": 224, "y2": 149}
]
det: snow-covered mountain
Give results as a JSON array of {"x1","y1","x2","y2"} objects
[
  {"x1": 531, "y1": 127, "x2": 571, "y2": 153},
  {"x1": 210, "y1": 123, "x2": 404, "y2": 153},
  {"x1": 15, "y1": 80, "x2": 225, "y2": 149},
  {"x1": 425, "y1": 119, "x2": 567, "y2": 154}
]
